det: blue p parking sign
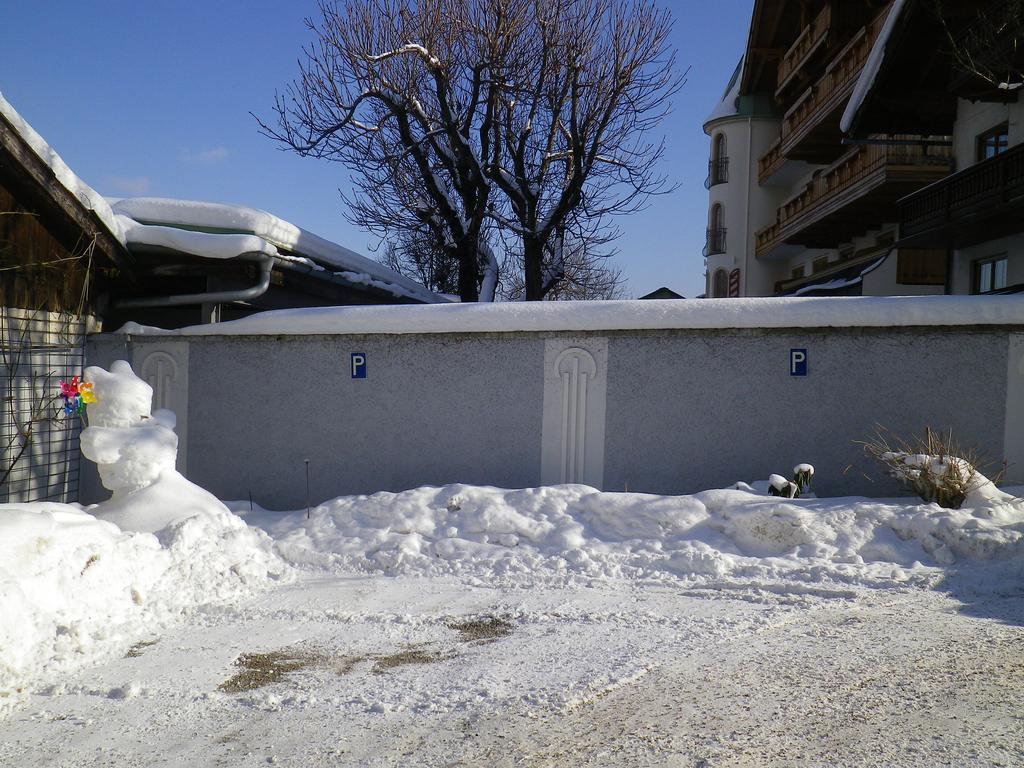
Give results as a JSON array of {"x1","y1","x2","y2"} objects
[
  {"x1": 790, "y1": 349, "x2": 807, "y2": 376},
  {"x1": 351, "y1": 352, "x2": 367, "y2": 379}
]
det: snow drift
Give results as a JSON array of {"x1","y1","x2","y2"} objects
[
  {"x1": 0, "y1": 362, "x2": 289, "y2": 715},
  {"x1": 250, "y1": 479, "x2": 1024, "y2": 588}
]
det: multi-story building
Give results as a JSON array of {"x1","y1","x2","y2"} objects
[
  {"x1": 847, "y1": 0, "x2": 1024, "y2": 295},
  {"x1": 703, "y1": 0, "x2": 956, "y2": 297}
]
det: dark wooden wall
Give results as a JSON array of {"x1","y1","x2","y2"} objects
[{"x1": 0, "y1": 178, "x2": 93, "y2": 313}]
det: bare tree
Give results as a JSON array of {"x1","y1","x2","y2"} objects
[
  {"x1": 381, "y1": 222, "x2": 493, "y2": 296},
  {"x1": 258, "y1": 0, "x2": 514, "y2": 301},
  {"x1": 500, "y1": 237, "x2": 626, "y2": 300},
  {"x1": 934, "y1": 0, "x2": 1024, "y2": 90},
  {"x1": 487, "y1": 0, "x2": 683, "y2": 299},
  {"x1": 260, "y1": 0, "x2": 681, "y2": 302}
]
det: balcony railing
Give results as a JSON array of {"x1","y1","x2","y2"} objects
[
  {"x1": 756, "y1": 141, "x2": 953, "y2": 256},
  {"x1": 776, "y1": 3, "x2": 832, "y2": 95},
  {"x1": 901, "y1": 142, "x2": 1024, "y2": 245},
  {"x1": 755, "y1": 222, "x2": 781, "y2": 255},
  {"x1": 704, "y1": 227, "x2": 727, "y2": 257},
  {"x1": 705, "y1": 157, "x2": 729, "y2": 188},
  {"x1": 758, "y1": 137, "x2": 785, "y2": 184},
  {"x1": 778, "y1": 5, "x2": 891, "y2": 157}
]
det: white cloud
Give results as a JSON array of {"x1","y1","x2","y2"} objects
[
  {"x1": 105, "y1": 175, "x2": 152, "y2": 195},
  {"x1": 179, "y1": 146, "x2": 229, "y2": 166}
]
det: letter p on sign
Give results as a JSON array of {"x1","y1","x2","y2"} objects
[
  {"x1": 790, "y1": 349, "x2": 807, "y2": 376},
  {"x1": 351, "y1": 352, "x2": 367, "y2": 379}
]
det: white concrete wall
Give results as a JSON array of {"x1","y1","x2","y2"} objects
[{"x1": 84, "y1": 324, "x2": 1017, "y2": 508}]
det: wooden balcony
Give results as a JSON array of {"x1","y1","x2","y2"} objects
[
  {"x1": 756, "y1": 141, "x2": 953, "y2": 258},
  {"x1": 775, "y1": 5, "x2": 891, "y2": 164},
  {"x1": 900, "y1": 142, "x2": 1024, "y2": 249},
  {"x1": 776, "y1": 3, "x2": 832, "y2": 97},
  {"x1": 758, "y1": 138, "x2": 786, "y2": 185}
]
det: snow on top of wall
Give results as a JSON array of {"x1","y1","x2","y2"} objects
[
  {"x1": 840, "y1": 0, "x2": 908, "y2": 135},
  {"x1": 111, "y1": 294, "x2": 1024, "y2": 337},
  {"x1": 0, "y1": 91, "x2": 125, "y2": 243},
  {"x1": 111, "y1": 197, "x2": 446, "y2": 303},
  {"x1": 705, "y1": 57, "x2": 744, "y2": 126}
]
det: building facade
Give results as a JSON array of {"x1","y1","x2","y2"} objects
[
  {"x1": 852, "y1": 1, "x2": 1024, "y2": 296},
  {"x1": 704, "y1": 0, "x2": 956, "y2": 297}
]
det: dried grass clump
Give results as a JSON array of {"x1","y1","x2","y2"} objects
[{"x1": 859, "y1": 426, "x2": 1003, "y2": 509}]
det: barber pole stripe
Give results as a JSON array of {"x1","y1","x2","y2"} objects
[{"x1": 728, "y1": 268, "x2": 740, "y2": 298}]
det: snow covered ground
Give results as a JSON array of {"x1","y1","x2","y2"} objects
[
  {"x1": 2, "y1": 362, "x2": 1023, "y2": 765},
  {"x1": 2, "y1": 480, "x2": 1023, "y2": 767}
]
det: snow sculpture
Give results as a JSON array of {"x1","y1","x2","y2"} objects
[{"x1": 80, "y1": 360, "x2": 228, "y2": 533}]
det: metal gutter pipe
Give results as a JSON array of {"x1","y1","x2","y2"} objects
[{"x1": 113, "y1": 252, "x2": 274, "y2": 310}]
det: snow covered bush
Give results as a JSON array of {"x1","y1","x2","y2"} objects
[
  {"x1": 860, "y1": 426, "x2": 1001, "y2": 509},
  {"x1": 793, "y1": 463, "x2": 814, "y2": 494},
  {"x1": 767, "y1": 464, "x2": 814, "y2": 498}
]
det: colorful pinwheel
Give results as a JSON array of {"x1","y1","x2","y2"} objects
[{"x1": 58, "y1": 375, "x2": 95, "y2": 416}]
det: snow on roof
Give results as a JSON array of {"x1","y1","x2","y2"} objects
[
  {"x1": 0, "y1": 94, "x2": 442, "y2": 303},
  {"x1": 840, "y1": 0, "x2": 908, "y2": 135},
  {"x1": 111, "y1": 295, "x2": 1024, "y2": 337},
  {"x1": 111, "y1": 197, "x2": 448, "y2": 303},
  {"x1": 788, "y1": 256, "x2": 887, "y2": 297},
  {"x1": 117, "y1": 217, "x2": 278, "y2": 260},
  {"x1": 704, "y1": 57, "x2": 744, "y2": 127},
  {"x1": 0, "y1": 91, "x2": 125, "y2": 243}
]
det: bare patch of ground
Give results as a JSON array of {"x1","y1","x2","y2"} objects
[
  {"x1": 218, "y1": 649, "x2": 324, "y2": 693},
  {"x1": 445, "y1": 616, "x2": 514, "y2": 644},
  {"x1": 124, "y1": 640, "x2": 158, "y2": 658},
  {"x1": 372, "y1": 648, "x2": 448, "y2": 674}
]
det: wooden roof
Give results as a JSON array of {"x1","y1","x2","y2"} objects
[{"x1": 0, "y1": 109, "x2": 132, "y2": 273}]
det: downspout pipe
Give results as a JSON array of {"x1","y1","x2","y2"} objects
[{"x1": 113, "y1": 252, "x2": 274, "y2": 309}]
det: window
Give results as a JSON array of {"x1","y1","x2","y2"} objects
[
  {"x1": 973, "y1": 255, "x2": 1008, "y2": 293},
  {"x1": 706, "y1": 133, "x2": 729, "y2": 187},
  {"x1": 705, "y1": 204, "x2": 726, "y2": 255},
  {"x1": 791, "y1": 265, "x2": 805, "y2": 280},
  {"x1": 977, "y1": 122, "x2": 1009, "y2": 162},
  {"x1": 812, "y1": 255, "x2": 829, "y2": 274},
  {"x1": 713, "y1": 269, "x2": 728, "y2": 298}
]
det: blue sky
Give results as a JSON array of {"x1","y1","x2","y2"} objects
[{"x1": 1, "y1": 0, "x2": 752, "y2": 299}]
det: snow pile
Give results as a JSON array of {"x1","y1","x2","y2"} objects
[
  {"x1": 250, "y1": 479, "x2": 1024, "y2": 588},
  {"x1": 0, "y1": 362, "x2": 288, "y2": 715}
]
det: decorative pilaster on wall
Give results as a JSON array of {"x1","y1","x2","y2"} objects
[
  {"x1": 541, "y1": 338, "x2": 608, "y2": 488},
  {"x1": 1005, "y1": 334, "x2": 1024, "y2": 475},
  {"x1": 134, "y1": 343, "x2": 190, "y2": 474}
]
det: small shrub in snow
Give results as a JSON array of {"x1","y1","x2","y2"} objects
[
  {"x1": 767, "y1": 474, "x2": 799, "y2": 498},
  {"x1": 859, "y1": 426, "x2": 1001, "y2": 509},
  {"x1": 793, "y1": 464, "x2": 814, "y2": 495},
  {"x1": 767, "y1": 464, "x2": 814, "y2": 498}
]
